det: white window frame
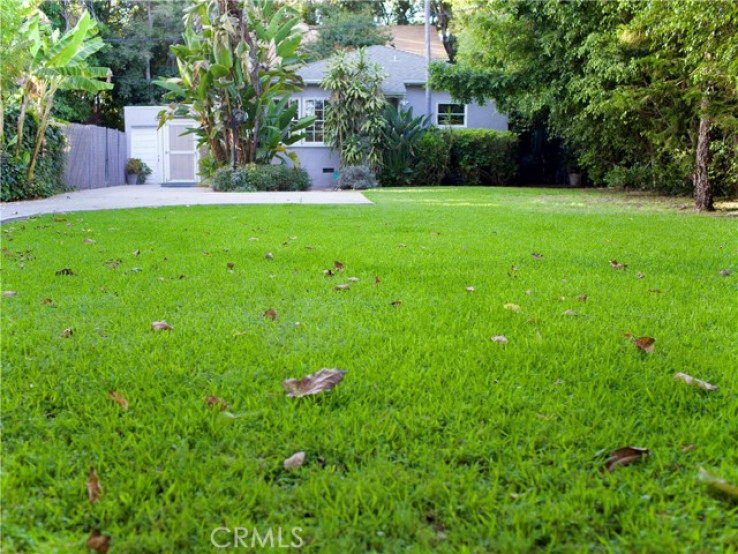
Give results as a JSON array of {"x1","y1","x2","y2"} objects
[
  {"x1": 301, "y1": 97, "x2": 330, "y2": 146},
  {"x1": 435, "y1": 102, "x2": 467, "y2": 128}
]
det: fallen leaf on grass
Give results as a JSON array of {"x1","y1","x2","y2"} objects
[
  {"x1": 41, "y1": 298, "x2": 54, "y2": 305},
  {"x1": 333, "y1": 284, "x2": 350, "y2": 291},
  {"x1": 151, "y1": 321, "x2": 173, "y2": 331},
  {"x1": 132, "y1": 249, "x2": 140, "y2": 257},
  {"x1": 227, "y1": 262, "x2": 235, "y2": 270},
  {"x1": 334, "y1": 260, "x2": 344, "y2": 270},
  {"x1": 576, "y1": 294, "x2": 588, "y2": 302},
  {"x1": 374, "y1": 276, "x2": 380, "y2": 285},
  {"x1": 397, "y1": 243, "x2": 407, "y2": 248},
  {"x1": 491, "y1": 335, "x2": 508, "y2": 344},
  {"x1": 205, "y1": 395, "x2": 229, "y2": 410},
  {"x1": 83, "y1": 238, "x2": 96, "y2": 245},
  {"x1": 681, "y1": 444, "x2": 696, "y2": 453},
  {"x1": 263, "y1": 308, "x2": 278, "y2": 321},
  {"x1": 305, "y1": 245, "x2": 315, "y2": 250},
  {"x1": 647, "y1": 289, "x2": 663, "y2": 294},
  {"x1": 107, "y1": 259, "x2": 121, "y2": 269},
  {"x1": 466, "y1": 286, "x2": 475, "y2": 293},
  {"x1": 61, "y1": 328, "x2": 74, "y2": 338},
  {"x1": 503, "y1": 303, "x2": 521, "y2": 312},
  {"x1": 249, "y1": 237, "x2": 259, "y2": 241},
  {"x1": 674, "y1": 372, "x2": 717, "y2": 391},
  {"x1": 633, "y1": 336, "x2": 655, "y2": 353},
  {"x1": 3, "y1": 291, "x2": 17, "y2": 297},
  {"x1": 108, "y1": 391, "x2": 129, "y2": 410},
  {"x1": 391, "y1": 300, "x2": 403, "y2": 306},
  {"x1": 85, "y1": 530, "x2": 110, "y2": 553},
  {"x1": 699, "y1": 467, "x2": 738, "y2": 498},
  {"x1": 265, "y1": 252, "x2": 274, "y2": 259},
  {"x1": 347, "y1": 277, "x2": 359, "y2": 282},
  {"x1": 719, "y1": 269, "x2": 731, "y2": 276},
  {"x1": 603, "y1": 446, "x2": 650, "y2": 472},
  {"x1": 637, "y1": 272, "x2": 645, "y2": 279},
  {"x1": 532, "y1": 253, "x2": 544, "y2": 259},
  {"x1": 56, "y1": 268, "x2": 75, "y2": 276},
  {"x1": 55, "y1": 217, "x2": 67, "y2": 223},
  {"x1": 562, "y1": 309, "x2": 579, "y2": 316},
  {"x1": 284, "y1": 451, "x2": 306, "y2": 470},
  {"x1": 282, "y1": 368, "x2": 347, "y2": 398},
  {"x1": 610, "y1": 260, "x2": 627, "y2": 270},
  {"x1": 87, "y1": 468, "x2": 102, "y2": 504},
  {"x1": 323, "y1": 269, "x2": 335, "y2": 277}
]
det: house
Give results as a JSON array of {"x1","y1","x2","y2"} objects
[
  {"x1": 123, "y1": 45, "x2": 507, "y2": 188},
  {"x1": 291, "y1": 45, "x2": 508, "y2": 188}
]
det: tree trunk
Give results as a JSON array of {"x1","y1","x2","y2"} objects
[
  {"x1": 27, "y1": 97, "x2": 55, "y2": 182},
  {"x1": 694, "y1": 94, "x2": 714, "y2": 212}
]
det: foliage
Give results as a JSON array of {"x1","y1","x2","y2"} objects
[
  {"x1": 157, "y1": 0, "x2": 315, "y2": 175},
  {"x1": 2, "y1": 190, "x2": 736, "y2": 552},
  {"x1": 6, "y1": 8, "x2": 112, "y2": 184},
  {"x1": 447, "y1": 129, "x2": 518, "y2": 186},
  {"x1": 125, "y1": 158, "x2": 152, "y2": 183},
  {"x1": 337, "y1": 165, "x2": 377, "y2": 190},
  {"x1": 304, "y1": 8, "x2": 391, "y2": 62},
  {"x1": 0, "y1": 0, "x2": 33, "y2": 140},
  {"x1": 1, "y1": 109, "x2": 66, "y2": 202},
  {"x1": 411, "y1": 127, "x2": 451, "y2": 186},
  {"x1": 378, "y1": 105, "x2": 430, "y2": 187},
  {"x1": 322, "y1": 48, "x2": 386, "y2": 169},
  {"x1": 211, "y1": 164, "x2": 311, "y2": 192},
  {"x1": 433, "y1": 0, "x2": 738, "y2": 207}
]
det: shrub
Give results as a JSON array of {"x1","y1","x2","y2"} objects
[
  {"x1": 210, "y1": 165, "x2": 311, "y2": 192},
  {"x1": 411, "y1": 128, "x2": 451, "y2": 186},
  {"x1": 1, "y1": 109, "x2": 66, "y2": 202},
  {"x1": 337, "y1": 165, "x2": 377, "y2": 190},
  {"x1": 448, "y1": 129, "x2": 518, "y2": 186},
  {"x1": 378, "y1": 105, "x2": 431, "y2": 188},
  {"x1": 125, "y1": 158, "x2": 152, "y2": 184}
]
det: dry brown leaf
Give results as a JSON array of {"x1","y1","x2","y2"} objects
[
  {"x1": 491, "y1": 335, "x2": 508, "y2": 344},
  {"x1": 633, "y1": 336, "x2": 655, "y2": 353},
  {"x1": 227, "y1": 262, "x2": 235, "y2": 270},
  {"x1": 56, "y1": 268, "x2": 75, "y2": 276},
  {"x1": 503, "y1": 303, "x2": 521, "y2": 312},
  {"x1": 610, "y1": 260, "x2": 627, "y2": 270},
  {"x1": 87, "y1": 467, "x2": 102, "y2": 504},
  {"x1": 603, "y1": 446, "x2": 650, "y2": 472},
  {"x1": 265, "y1": 252, "x2": 274, "y2": 259},
  {"x1": 107, "y1": 259, "x2": 121, "y2": 269},
  {"x1": 283, "y1": 451, "x2": 306, "y2": 470},
  {"x1": 391, "y1": 300, "x2": 403, "y2": 306},
  {"x1": 41, "y1": 298, "x2": 54, "y2": 305},
  {"x1": 151, "y1": 320, "x2": 173, "y2": 331},
  {"x1": 333, "y1": 284, "x2": 350, "y2": 291},
  {"x1": 637, "y1": 272, "x2": 645, "y2": 279},
  {"x1": 466, "y1": 286, "x2": 475, "y2": 293},
  {"x1": 719, "y1": 269, "x2": 731, "y2": 276},
  {"x1": 374, "y1": 276, "x2": 380, "y2": 285},
  {"x1": 3, "y1": 291, "x2": 17, "y2": 297},
  {"x1": 681, "y1": 444, "x2": 696, "y2": 452},
  {"x1": 305, "y1": 245, "x2": 315, "y2": 250},
  {"x1": 674, "y1": 372, "x2": 717, "y2": 391},
  {"x1": 205, "y1": 395, "x2": 229, "y2": 410},
  {"x1": 334, "y1": 260, "x2": 344, "y2": 270},
  {"x1": 398, "y1": 243, "x2": 407, "y2": 248},
  {"x1": 263, "y1": 308, "x2": 278, "y2": 321},
  {"x1": 282, "y1": 368, "x2": 347, "y2": 397},
  {"x1": 323, "y1": 269, "x2": 335, "y2": 277},
  {"x1": 83, "y1": 238, "x2": 96, "y2": 245},
  {"x1": 532, "y1": 253, "x2": 544, "y2": 259},
  {"x1": 202, "y1": 251, "x2": 210, "y2": 256},
  {"x1": 347, "y1": 277, "x2": 359, "y2": 283},
  {"x1": 108, "y1": 390, "x2": 129, "y2": 410},
  {"x1": 647, "y1": 289, "x2": 663, "y2": 293},
  {"x1": 132, "y1": 249, "x2": 140, "y2": 257},
  {"x1": 699, "y1": 467, "x2": 738, "y2": 498},
  {"x1": 576, "y1": 294, "x2": 588, "y2": 302},
  {"x1": 61, "y1": 328, "x2": 74, "y2": 338},
  {"x1": 85, "y1": 530, "x2": 111, "y2": 553},
  {"x1": 55, "y1": 217, "x2": 67, "y2": 222}
]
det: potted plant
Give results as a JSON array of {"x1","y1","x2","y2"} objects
[{"x1": 125, "y1": 158, "x2": 152, "y2": 184}]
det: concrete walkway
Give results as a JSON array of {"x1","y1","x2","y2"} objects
[{"x1": 0, "y1": 185, "x2": 372, "y2": 222}]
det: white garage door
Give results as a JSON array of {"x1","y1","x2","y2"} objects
[{"x1": 130, "y1": 127, "x2": 162, "y2": 184}]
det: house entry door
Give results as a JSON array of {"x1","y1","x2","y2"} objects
[{"x1": 163, "y1": 122, "x2": 198, "y2": 183}]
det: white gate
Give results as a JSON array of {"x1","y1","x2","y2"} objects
[
  {"x1": 130, "y1": 127, "x2": 162, "y2": 184},
  {"x1": 163, "y1": 121, "x2": 199, "y2": 183}
]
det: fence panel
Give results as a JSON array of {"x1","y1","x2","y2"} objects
[{"x1": 63, "y1": 124, "x2": 126, "y2": 189}]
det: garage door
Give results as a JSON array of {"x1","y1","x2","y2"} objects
[{"x1": 129, "y1": 127, "x2": 162, "y2": 184}]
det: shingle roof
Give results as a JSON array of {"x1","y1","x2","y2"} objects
[{"x1": 297, "y1": 46, "x2": 431, "y2": 96}]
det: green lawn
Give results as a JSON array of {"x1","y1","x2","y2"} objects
[{"x1": 2, "y1": 187, "x2": 737, "y2": 553}]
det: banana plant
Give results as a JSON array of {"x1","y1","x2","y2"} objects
[
  {"x1": 156, "y1": 0, "x2": 313, "y2": 173},
  {"x1": 15, "y1": 10, "x2": 112, "y2": 181}
]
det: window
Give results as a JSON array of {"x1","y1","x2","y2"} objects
[
  {"x1": 436, "y1": 103, "x2": 466, "y2": 127},
  {"x1": 303, "y1": 99, "x2": 329, "y2": 144}
]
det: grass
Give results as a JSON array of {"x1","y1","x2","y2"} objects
[{"x1": 1, "y1": 187, "x2": 737, "y2": 553}]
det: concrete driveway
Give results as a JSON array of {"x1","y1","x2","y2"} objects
[{"x1": 0, "y1": 185, "x2": 372, "y2": 223}]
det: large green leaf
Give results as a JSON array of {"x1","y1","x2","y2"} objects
[
  {"x1": 58, "y1": 76, "x2": 113, "y2": 93},
  {"x1": 45, "y1": 11, "x2": 95, "y2": 68}
]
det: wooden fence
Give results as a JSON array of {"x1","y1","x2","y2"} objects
[{"x1": 63, "y1": 124, "x2": 126, "y2": 189}]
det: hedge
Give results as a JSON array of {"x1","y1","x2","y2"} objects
[
  {"x1": 211, "y1": 164, "x2": 311, "y2": 192},
  {"x1": 1, "y1": 109, "x2": 67, "y2": 202}
]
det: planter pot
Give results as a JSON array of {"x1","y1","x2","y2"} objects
[
  {"x1": 568, "y1": 172, "x2": 582, "y2": 187},
  {"x1": 126, "y1": 172, "x2": 139, "y2": 185}
]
